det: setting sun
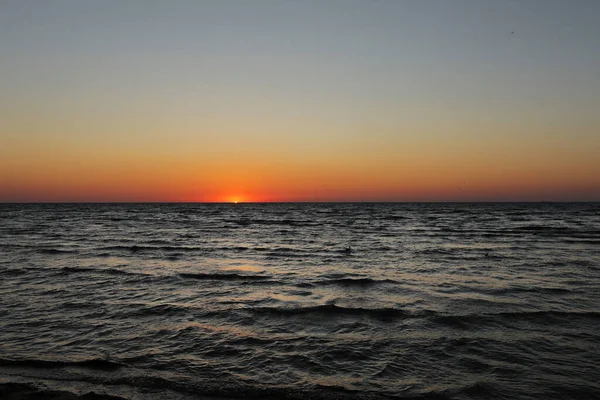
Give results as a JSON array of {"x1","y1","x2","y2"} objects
[{"x1": 227, "y1": 195, "x2": 245, "y2": 204}]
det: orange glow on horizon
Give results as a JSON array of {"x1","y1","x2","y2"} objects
[
  {"x1": 2, "y1": 127, "x2": 600, "y2": 203},
  {"x1": 213, "y1": 194, "x2": 254, "y2": 204}
]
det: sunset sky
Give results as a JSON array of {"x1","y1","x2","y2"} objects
[{"x1": 1, "y1": 0, "x2": 599, "y2": 202}]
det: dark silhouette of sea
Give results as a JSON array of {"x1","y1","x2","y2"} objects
[{"x1": 1, "y1": 203, "x2": 599, "y2": 399}]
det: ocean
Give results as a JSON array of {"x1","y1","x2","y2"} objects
[{"x1": 1, "y1": 203, "x2": 599, "y2": 399}]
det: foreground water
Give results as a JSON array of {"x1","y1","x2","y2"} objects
[{"x1": 1, "y1": 203, "x2": 599, "y2": 399}]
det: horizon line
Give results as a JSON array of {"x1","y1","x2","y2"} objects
[{"x1": 2, "y1": 200, "x2": 599, "y2": 205}]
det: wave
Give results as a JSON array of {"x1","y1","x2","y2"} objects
[
  {"x1": 179, "y1": 272, "x2": 271, "y2": 281},
  {"x1": 493, "y1": 310, "x2": 600, "y2": 320},
  {"x1": 133, "y1": 303, "x2": 192, "y2": 317},
  {"x1": 249, "y1": 305, "x2": 600, "y2": 326},
  {"x1": 517, "y1": 225, "x2": 571, "y2": 231},
  {"x1": 252, "y1": 304, "x2": 409, "y2": 319},
  {"x1": 60, "y1": 266, "x2": 141, "y2": 277},
  {"x1": 0, "y1": 379, "x2": 503, "y2": 400},
  {"x1": 381, "y1": 215, "x2": 409, "y2": 220},
  {"x1": 0, "y1": 357, "x2": 125, "y2": 371},
  {"x1": 296, "y1": 282, "x2": 316, "y2": 288},
  {"x1": 320, "y1": 277, "x2": 398, "y2": 286},
  {"x1": 431, "y1": 310, "x2": 600, "y2": 328},
  {"x1": 100, "y1": 245, "x2": 203, "y2": 252},
  {"x1": 562, "y1": 239, "x2": 600, "y2": 244},
  {"x1": 225, "y1": 218, "x2": 318, "y2": 227},
  {"x1": 0, "y1": 365, "x2": 523, "y2": 400},
  {"x1": 502, "y1": 286, "x2": 574, "y2": 295},
  {"x1": 0, "y1": 383, "x2": 127, "y2": 400},
  {"x1": 510, "y1": 225, "x2": 600, "y2": 238},
  {"x1": 38, "y1": 248, "x2": 76, "y2": 255},
  {"x1": 0, "y1": 369, "x2": 392, "y2": 400},
  {"x1": 266, "y1": 247, "x2": 306, "y2": 258},
  {"x1": 55, "y1": 267, "x2": 276, "y2": 285},
  {"x1": 459, "y1": 285, "x2": 576, "y2": 296},
  {"x1": 226, "y1": 245, "x2": 250, "y2": 251},
  {"x1": 0, "y1": 268, "x2": 28, "y2": 276}
]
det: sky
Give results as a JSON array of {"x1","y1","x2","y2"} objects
[{"x1": 1, "y1": 0, "x2": 599, "y2": 202}]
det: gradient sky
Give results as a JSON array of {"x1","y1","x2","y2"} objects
[{"x1": 1, "y1": 0, "x2": 599, "y2": 202}]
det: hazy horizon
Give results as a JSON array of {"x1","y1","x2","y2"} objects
[{"x1": 3, "y1": 200, "x2": 600, "y2": 204}]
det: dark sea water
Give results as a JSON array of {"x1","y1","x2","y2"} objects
[{"x1": 1, "y1": 203, "x2": 600, "y2": 400}]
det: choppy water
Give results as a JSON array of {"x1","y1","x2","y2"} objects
[{"x1": 1, "y1": 203, "x2": 600, "y2": 399}]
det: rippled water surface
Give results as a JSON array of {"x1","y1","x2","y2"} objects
[{"x1": 1, "y1": 203, "x2": 600, "y2": 399}]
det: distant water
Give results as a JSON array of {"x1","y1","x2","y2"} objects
[{"x1": 1, "y1": 203, "x2": 600, "y2": 400}]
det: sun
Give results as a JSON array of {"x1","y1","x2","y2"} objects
[
  {"x1": 222, "y1": 194, "x2": 255, "y2": 203},
  {"x1": 228, "y1": 195, "x2": 243, "y2": 204}
]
